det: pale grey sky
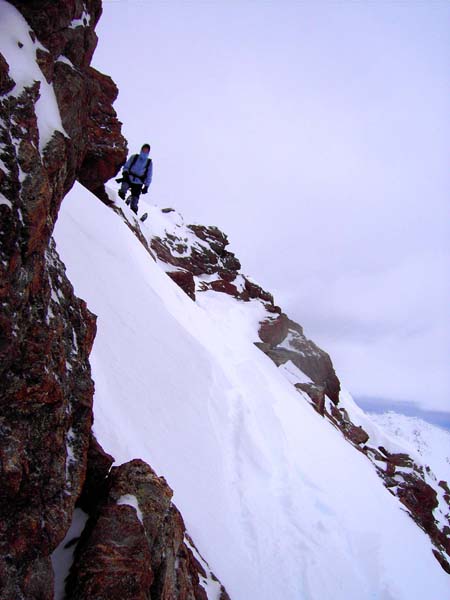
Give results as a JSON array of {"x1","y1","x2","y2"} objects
[{"x1": 93, "y1": 0, "x2": 449, "y2": 415}]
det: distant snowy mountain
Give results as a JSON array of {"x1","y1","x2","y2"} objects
[
  {"x1": 53, "y1": 183, "x2": 450, "y2": 599},
  {"x1": 370, "y1": 412, "x2": 450, "y2": 489}
]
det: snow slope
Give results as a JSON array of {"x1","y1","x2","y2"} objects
[{"x1": 54, "y1": 183, "x2": 450, "y2": 600}]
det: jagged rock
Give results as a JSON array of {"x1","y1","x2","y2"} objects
[
  {"x1": 439, "y1": 480, "x2": 450, "y2": 495},
  {"x1": 241, "y1": 277, "x2": 273, "y2": 303},
  {"x1": 0, "y1": 556, "x2": 54, "y2": 600},
  {"x1": 0, "y1": 72, "x2": 97, "y2": 599},
  {"x1": 8, "y1": 0, "x2": 102, "y2": 69},
  {"x1": 378, "y1": 447, "x2": 413, "y2": 468},
  {"x1": 346, "y1": 424, "x2": 369, "y2": 445},
  {"x1": 385, "y1": 461, "x2": 396, "y2": 477},
  {"x1": 258, "y1": 313, "x2": 290, "y2": 347},
  {"x1": 67, "y1": 503, "x2": 154, "y2": 599},
  {"x1": 144, "y1": 210, "x2": 341, "y2": 405},
  {"x1": 9, "y1": 0, "x2": 127, "y2": 203},
  {"x1": 260, "y1": 328, "x2": 340, "y2": 404},
  {"x1": 167, "y1": 270, "x2": 196, "y2": 300},
  {"x1": 329, "y1": 405, "x2": 369, "y2": 445},
  {"x1": 210, "y1": 278, "x2": 240, "y2": 297},
  {"x1": 67, "y1": 459, "x2": 227, "y2": 600},
  {"x1": 0, "y1": 2, "x2": 125, "y2": 597},
  {"x1": 295, "y1": 383, "x2": 326, "y2": 415},
  {"x1": 433, "y1": 550, "x2": 450, "y2": 575},
  {"x1": 77, "y1": 67, "x2": 128, "y2": 203},
  {"x1": 0, "y1": 233, "x2": 96, "y2": 597},
  {"x1": 397, "y1": 473, "x2": 438, "y2": 535},
  {"x1": 0, "y1": 52, "x2": 15, "y2": 95},
  {"x1": 150, "y1": 223, "x2": 241, "y2": 279}
]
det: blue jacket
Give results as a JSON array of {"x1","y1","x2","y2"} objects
[{"x1": 123, "y1": 152, "x2": 153, "y2": 186}]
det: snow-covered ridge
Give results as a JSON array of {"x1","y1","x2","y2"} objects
[
  {"x1": 54, "y1": 183, "x2": 450, "y2": 598},
  {"x1": 105, "y1": 191, "x2": 450, "y2": 577}
]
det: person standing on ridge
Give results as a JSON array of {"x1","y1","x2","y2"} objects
[{"x1": 117, "y1": 143, "x2": 153, "y2": 215}]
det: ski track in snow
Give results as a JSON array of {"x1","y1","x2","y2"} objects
[{"x1": 53, "y1": 184, "x2": 450, "y2": 600}]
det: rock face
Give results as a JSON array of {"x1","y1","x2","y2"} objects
[
  {"x1": 0, "y1": 1, "x2": 111, "y2": 590},
  {"x1": 144, "y1": 210, "x2": 341, "y2": 403},
  {"x1": 1, "y1": 2, "x2": 229, "y2": 599},
  {"x1": 8, "y1": 0, "x2": 128, "y2": 204},
  {"x1": 68, "y1": 460, "x2": 229, "y2": 600}
]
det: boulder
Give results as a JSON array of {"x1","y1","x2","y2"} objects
[{"x1": 67, "y1": 460, "x2": 228, "y2": 600}]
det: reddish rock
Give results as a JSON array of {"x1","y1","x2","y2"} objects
[
  {"x1": 77, "y1": 67, "x2": 128, "y2": 203},
  {"x1": 433, "y1": 550, "x2": 450, "y2": 575},
  {"x1": 397, "y1": 474, "x2": 438, "y2": 534},
  {"x1": 327, "y1": 406, "x2": 369, "y2": 445},
  {"x1": 264, "y1": 302, "x2": 282, "y2": 314},
  {"x1": 378, "y1": 447, "x2": 413, "y2": 468},
  {"x1": 68, "y1": 504, "x2": 154, "y2": 599},
  {"x1": 439, "y1": 480, "x2": 450, "y2": 495},
  {"x1": 67, "y1": 460, "x2": 227, "y2": 600},
  {"x1": 0, "y1": 2, "x2": 125, "y2": 597},
  {"x1": 150, "y1": 223, "x2": 241, "y2": 280},
  {"x1": 35, "y1": 48, "x2": 54, "y2": 83},
  {"x1": 258, "y1": 313, "x2": 290, "y2": 347},
  {"x1": 243, "y1": 277, "x2": 273, "y2": 303},
  {"x1": 8, "y1": 1, "x2": 103, "y2": 69},
  {"x1": 10, "y1": 1, "x2": 128, "y2": 203},
  {"x1": 209, "y1": 278, "x2": 240, "y2": 297},
  {"x1": 295, "y1": 383, "x2": 326, "y2": 416},
  {"x1": 167, "y1": 270, "x2": 196, "y2": 301},
  {"x1": 345, "y1": 424, "x2": 369, "y2": 445},
  {"x1": 385, "y1": 462, "x2": 396, "y2": 477},
  {"x1": 0, "y1": 52, "x2": 15, "y2": 95},
  {"x1": 218, "y1": 270, "x2": 237, "y2": 282}
]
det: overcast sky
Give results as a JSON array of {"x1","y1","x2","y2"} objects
[{"x1": 93, "y1": 0, "x2": 449, "y2": 416}]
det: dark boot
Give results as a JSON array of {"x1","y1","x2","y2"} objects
[{"x1": 130, "y1": 196, "x2": 139, "y2": 214}]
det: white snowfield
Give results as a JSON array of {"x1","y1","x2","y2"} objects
[{"x1": 54, "y1": 184, "x2": 450, "y2": 600}]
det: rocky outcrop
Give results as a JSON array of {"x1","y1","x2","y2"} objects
[
  {"x1": 67, "y1": 459, "x2": 229, "y2": 600},
  {"x1": 143, "y1": 209, "x2": 341, "y2": 404},
  {"x1": 151, "y1": 223, "x2": 241, "y2": 283},
  {"x1": 257, "y1": 317, "x2": 341, "y2": 404},
  {"x1": 8, "y1": 0, "x2": 128, "y2": 204},
  {"x1": 0, "y1": 1, "x2": 113, "y2": 597},
  {"x1": 0, "y1": 23, "x2": 101, "y2": 593}
]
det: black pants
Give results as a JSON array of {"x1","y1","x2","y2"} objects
[{"x1": 120, "y1": 181, "x2": 142, "y2": 214}]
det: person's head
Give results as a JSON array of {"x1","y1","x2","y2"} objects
[{"x1": 141, "y1": 143, "x2": 151, "y2": 154}]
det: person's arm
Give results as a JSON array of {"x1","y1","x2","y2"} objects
[
  {"x1": 123, "y1": 155, "x2": 135, "y2": 174},
  {"x1": 144, "y1": 160, "x2": 153, "y2": 187}
]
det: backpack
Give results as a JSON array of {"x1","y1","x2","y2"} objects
[{"x1": 129, "y1": 154, "x2": 152, "y2": 183}]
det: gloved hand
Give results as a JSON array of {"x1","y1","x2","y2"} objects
[
  {"x1": 122, "y1": 171, "x2": 130, "y2": 183},
  {"x1": 142, "y1": 185, "x2": 148, "y2": 194}
]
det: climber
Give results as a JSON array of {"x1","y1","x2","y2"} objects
[{"x1": 117, "y1": 143, "x2": 153, "y2": 214}]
